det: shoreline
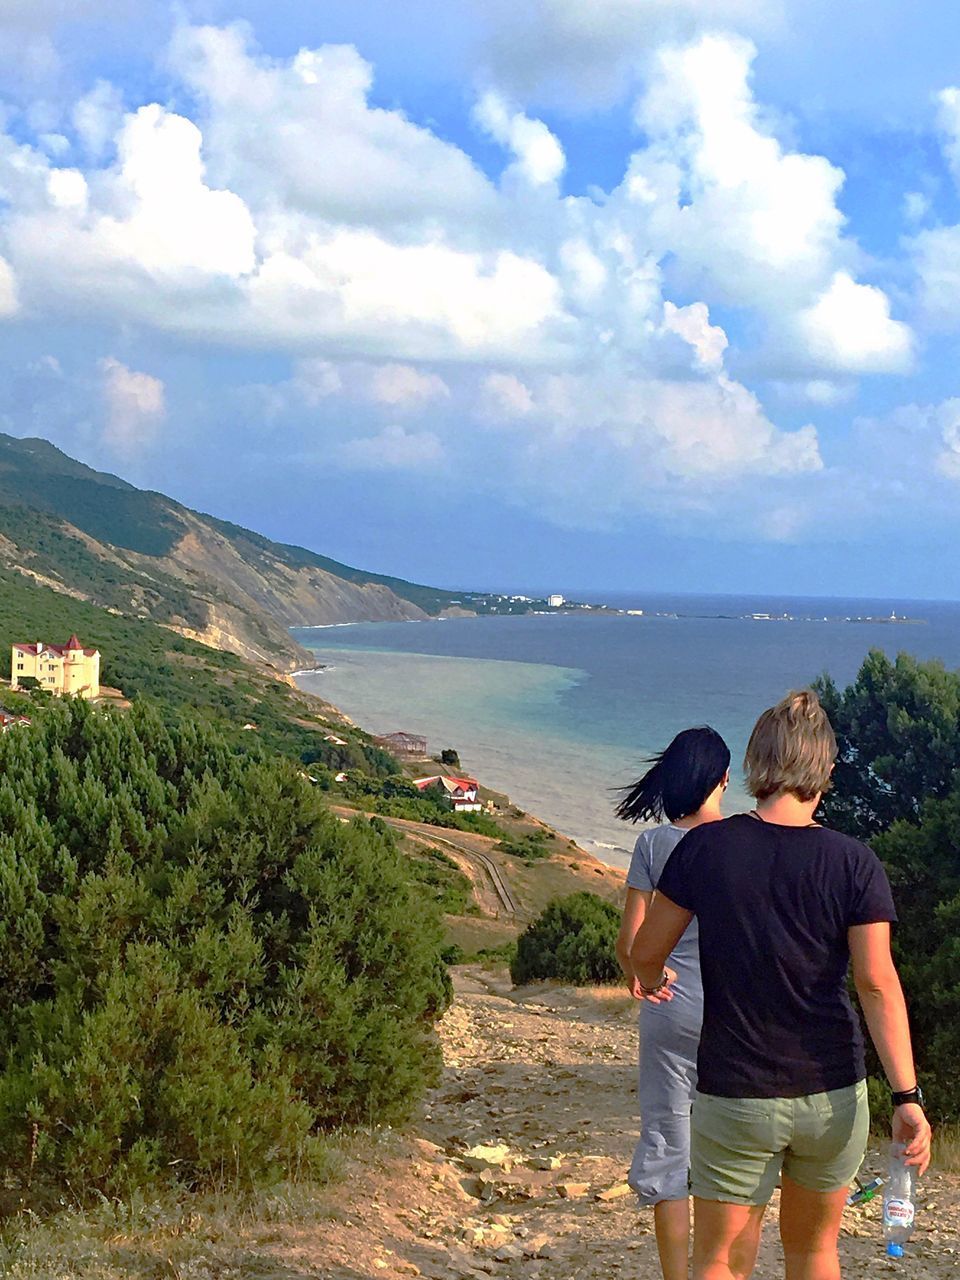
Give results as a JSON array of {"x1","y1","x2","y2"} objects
[{"x1": 295, "y1": 650, "x2": 638, "y2": 868}]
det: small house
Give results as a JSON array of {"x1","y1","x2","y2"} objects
[
  {"x1": 374, "y1": 731, "x2": 429, "y2": 757},
  {"x1": 0, "y1": 711, "x2": 31, "y2": 732},
  {"x1": 412, "y1": 774, "x2": 482, "y2": 813}
]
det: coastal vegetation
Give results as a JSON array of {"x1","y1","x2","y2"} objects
[
  {"x1": 0, "y1": 697, "x2": 449, "y2": 1194},
  {"x1": 496, "y1": 830, "x2": 552, "y2": 862},
  {"x1": 817, "y1": 650, "x2": 960, "y2": 1121},
  {"x1": 339, "y1": 773, "x2": 504, "y2": 836},
  {"x1": 511, "y1": 892, "x2": 621, "y2": 986},
  {"x1": 0, "y1": 566, "x2": 393, "y2": 772}
]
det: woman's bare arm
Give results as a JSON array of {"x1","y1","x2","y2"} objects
[
  {"x1": 629, "y1": 893, "x2": 693, "y2": 1001},
  {"x1": 850, "y1": 922, "x2": 932, "y2": 1173},
  {"x1": 616, "y1": 888, "x2": 652, "y2": 995}
]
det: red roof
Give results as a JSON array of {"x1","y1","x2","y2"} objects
[
  {"x1": 442, "y1": 776, "x2": 478, "y2": 792},
  {"x1": 13, "y1": 636, "x2": 99, "y2": 657}
]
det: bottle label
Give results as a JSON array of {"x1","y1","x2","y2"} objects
[{"x1": 884, "y1": 1199, "x2": 915, "y2": 1229}]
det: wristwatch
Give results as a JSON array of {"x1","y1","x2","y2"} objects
[
  {"x1": 639, "y1": 969, "x2": 669, "y2": 995},
  {"x1": 891, "y1": 1085, "x2": 925, "y2": 1108}
]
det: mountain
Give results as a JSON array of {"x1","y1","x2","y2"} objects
[{"x1": 0, "y1": 433, "x2": 467, "y2": 670}]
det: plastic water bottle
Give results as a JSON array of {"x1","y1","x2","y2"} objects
[{"x1": 883, "y1": 1144, "x2": 917, "y2": 1259}]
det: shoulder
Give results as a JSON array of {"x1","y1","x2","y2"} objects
[
  {"x1": 631, "y1": 828, "x2": 655, "y2": 861},
  {"x1": 674, "y1": 812, "x2": 750, "y2": 851},
  {"x1": 817, "y1": 826, "x2": 881, "y2": 866},
  {"x1": 626, "y1": 829, "x2": 656, "y2": 888}
]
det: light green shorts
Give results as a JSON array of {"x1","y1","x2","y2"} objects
[{"x1": 691, "y1": 1079, "x2": 869, "y2": 1205}]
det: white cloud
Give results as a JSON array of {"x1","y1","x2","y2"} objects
[
  {"x1": 0, "y1": 257, "x2": 20, "y2": 317},
  {"x1": 481, "y1": 372, "x2": 535, "y2": 419},
  {"x1": 240, "y1": 231, "x2": 567, "y2": 359},
  {"x1": 338, "y1": 424, "x2": 444, "y2": 471},
  {"x1": 480, "y1": 0, "x2": 780, "y2": 107},
  {"x1": 913, "y1": 224, "x2": 960, "y2": 329},
  {"x1": 935, "y1": 399, "x2": 960, "y2": 479},
  {"x1": 558, "y1": 239, "x2": 608, "y2": 306},
  {"x1": 73, "y1": 79, "x2": 125, "y2": 157},
  {"x1": 620, "y1": 34, "x2": 911, "y2": 373},
  {"x1": 633, "y1": 35, "x2": 843, "y2": 298},
  {"x1": 797, "y1": 272, "x2": 913, "y2": 374},
  {"x1": 0, "y1": 0, "x2": 132, "y2": 87},
  {"x1": 662, "y1": 300, "x2": 728, "y2": 371},
  {"x1": 474, "y1": 91, "x2": 565, "y2": 186},
  {"x1": 937, "y1": 87, "x2": 960, "y2": 182},
  {"x1": 294, "y1": 358, "x2": 343, "y2": 405},
  {"x1": 104, "y1": 105, "x2": 256, "y2": 278},
  {"x1": 47, "y1": 167, "x2": 87, "y2": 211},
  {"x1": 902, "y1": 191, "x2": 931, "y2": 223},
  {"x1": 914, "y1": 92, "x2": 960, "y2": 329},
  {"x1": 4, "y1": 18, "x2": 934, "y2": 534},
  {"x1": 99, "y1": 356, "x2": 165, "y2": 453},
  {"x1": 169, "y1": 23, "x2": 494, "y2": 230},
  {"x1": 370, "y1": 364, "x2": 450, "y2": 408},
  {"x1": 476, "y1": 362, "x2": 821, "y2": 483}
]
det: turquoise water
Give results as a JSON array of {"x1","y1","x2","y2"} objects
[{"x1": 294, "y1": 593, "x2": 960, "y2": 866}]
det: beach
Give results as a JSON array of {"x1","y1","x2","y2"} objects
[{"x1": 293, "y1": 594, "x2": 960, "y2": 866}]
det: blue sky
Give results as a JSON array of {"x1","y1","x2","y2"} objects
[{"x1": 2, "y1": 2, "x2": 960, "y2": 599}]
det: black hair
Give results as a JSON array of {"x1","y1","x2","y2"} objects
[{"x1": 616, "y1": 726, "x2": 731, "y2": 824}]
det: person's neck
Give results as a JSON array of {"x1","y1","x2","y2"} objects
[
  {"x1": 755, "y1": 792, "x2": 820, "y2": 827},
  {"x1": 673, "y1": 804, "x2": 723, "y2": 830}
]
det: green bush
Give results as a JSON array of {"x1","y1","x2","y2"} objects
[
  {"x1": 497, "y1": 831, "x2": 551, "y2": 862},
  {"x1": 0, "y1": 698, "x2": 450, "y2": 1194},
  {"x1": 511, "y1": 892, "x2": 621, "y2": 986},
  {"x1": 817, "y1": 650, "x2": 960, "y2": 1120}
]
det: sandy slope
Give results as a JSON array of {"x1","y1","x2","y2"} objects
[{"x1": 309, "y1": 967, "x2": 959, "y2": 1279}]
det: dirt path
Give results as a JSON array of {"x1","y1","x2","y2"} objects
[{"x1": 310, "y1": 967, "x2": 960, "y2": 1279}]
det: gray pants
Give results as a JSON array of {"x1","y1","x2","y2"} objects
[{"x1": 629, "y1": 1002, "x2": 701, "y2": 1205}]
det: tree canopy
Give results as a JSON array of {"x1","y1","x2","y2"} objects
[
  {"x1": 817, "y1": 649, "x2": 960, "y2": 1119},
  {"x1": 0, "y1": 697, "x2": 450, "y2": 1193}
]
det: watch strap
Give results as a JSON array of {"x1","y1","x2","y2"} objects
[{"x1": 891, "y1": 1085, "x2": 924, "y2": 1107}]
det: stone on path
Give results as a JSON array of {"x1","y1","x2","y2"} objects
[
  {"x1": 595, "y1": 1182, "x2": 632, "y2": 1202},
  {"x1": 557, "y1": 1182, "x2": 590, "y2": 1198}
]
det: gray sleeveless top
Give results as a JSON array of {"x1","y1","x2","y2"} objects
[{"x1": 627, "y1": 824, "x2": 703, "y2": 1016}]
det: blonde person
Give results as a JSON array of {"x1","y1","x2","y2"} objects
[
  {"x1": 629, "y1": 691, "x2": 932, "y2": 1280},
  {"x1": 615, "y1": 727, "x2": 730, "y2": 1280}
]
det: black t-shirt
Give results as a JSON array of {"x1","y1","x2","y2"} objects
[{"x1": 657, "y1": 812, "x2": 897, "y2": 1098}]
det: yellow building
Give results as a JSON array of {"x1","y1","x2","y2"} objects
[{"x1": 11, "y1": 634, "x2": 101, "y2": 699}]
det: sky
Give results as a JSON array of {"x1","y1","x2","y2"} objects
[{"x1": 1, "y1": 3, "x2": 960, "y2": 599}]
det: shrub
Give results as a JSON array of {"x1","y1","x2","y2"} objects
[
  {"x1": 497, "y1": 831, "x2": 551, "y2": 862},
  {"x1": 511, "y1": 892, "x2": 621, "y2": 986},
  {"x1": 0, "y1": 698, "x2": 450, "y2": 1193},
  {"x1": 816, "y1": 650, "x2": 960, "y2": 1120}
]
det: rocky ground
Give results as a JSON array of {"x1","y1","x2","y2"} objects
[
  {"x1": 311, "y1": 966, "x2": 960, "y2": 1279},
  {"x1": 17, "y1": 965, "x2": 954, "y2": 1277}
]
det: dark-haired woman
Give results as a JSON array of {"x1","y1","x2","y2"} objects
[
  {"x1": 616, "y1": 726, "x2": 731, "y2": 1280},
  {"x1": 629, "y1": 692, "x2": 931, "y2": 1280}
]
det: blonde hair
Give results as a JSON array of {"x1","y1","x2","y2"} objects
[{"x1": 744, "y1": 689, "x2": 837, "y2": 802}]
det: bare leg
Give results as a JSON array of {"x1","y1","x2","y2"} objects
[
  {"x1": 692, "y1": 1198, "x2": 766, "y2": 1280},
  {"x1": 778, "y1": 1175, "x2": 848, "y2": 1280},
  {"x1": 654, "y1": 1198, "x2": 691, "y2": 1280}
]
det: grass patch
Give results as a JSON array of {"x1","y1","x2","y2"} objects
[
  {"x1": 0, "y1": 1143, "x2": 345, "y2": 1279},
  {"x1": 932, "y1": 1125, "x2": 960, "y2": 1174}
]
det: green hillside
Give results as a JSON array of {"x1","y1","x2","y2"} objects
[
  {"x1": 203, "y1": 512, "x2": 464, "y2": 615},
  {"x1": 0, "y1": 568, "x2": 392, "y2": 774},
  {"x1": 0, "y1": 433, "x2": 461, "y2": 618}
]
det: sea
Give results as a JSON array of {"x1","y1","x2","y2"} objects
[{"x1": 293, "y1": 592, "x2": 960, "y2": 871}]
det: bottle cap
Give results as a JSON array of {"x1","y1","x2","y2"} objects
[{"x1": 887, "y1": 1242, "x2": 904, "y2": 1258}]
